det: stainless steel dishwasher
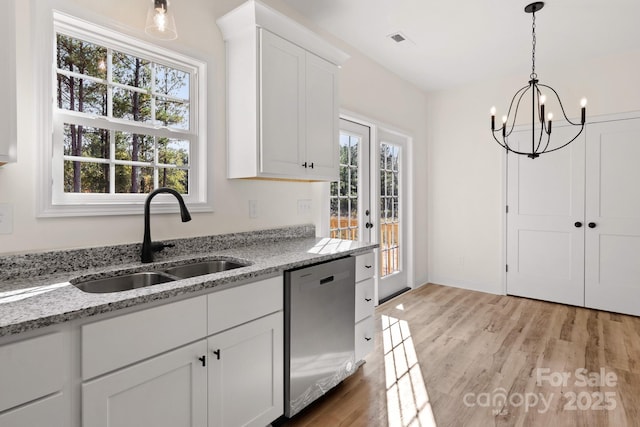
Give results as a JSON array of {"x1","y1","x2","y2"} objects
[{"x1": 284, "y1": 256, "x2": 356, "y2": 417}]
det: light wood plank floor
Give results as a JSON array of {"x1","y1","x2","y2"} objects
[{"x1": 277, "y1": 283, "x2": 640, "y2": 427}]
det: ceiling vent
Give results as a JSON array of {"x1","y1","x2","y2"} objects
[{"x1": 389, "y1": 32, "x2": 407, "y2": 43}]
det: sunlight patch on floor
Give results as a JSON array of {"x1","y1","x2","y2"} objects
[{"x1": 382, "y1": 314, "x2": 437, "y2": 427}]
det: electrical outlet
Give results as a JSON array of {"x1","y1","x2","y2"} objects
[
  {"x1": 297, "y1": 199, "x2": 312, "y2": 216},
  {"x1": 0, "y1": 203, "x2": 13, "y2": 234}
]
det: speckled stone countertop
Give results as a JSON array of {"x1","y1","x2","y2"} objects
[{"x1": 0, "y1": 225, "x2": 377, "y2": 338}]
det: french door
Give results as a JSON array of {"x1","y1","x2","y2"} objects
[{"x1": 329, "y1": 119, "x2": 408, "y2": 303}]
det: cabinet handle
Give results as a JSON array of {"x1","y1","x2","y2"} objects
[
  {"x1": 365, "y1": 337, "x2": 372, "y2": 341},
  {"x1": 302, "y1": 162, "x2": 308, "y2": 168},
  {"x1": 309, "y1": 162, "x2": 314, "y2": 169},
  {"x1": 198, "y1": 355, "x2": 206, "y2": 367},
  {"x1": 365, "y1": 265, "x2": 372, "y2": 269},
  {"x1": 213, "y1": 349, "x2": 221, "y2": 360},
  {"x1": 365, "y1": 298, "x2": 372, "y2": 302}
]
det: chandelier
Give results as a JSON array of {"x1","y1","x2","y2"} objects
[{"x1": 490, "y1": 2, "x2": 586, "y2": 159}]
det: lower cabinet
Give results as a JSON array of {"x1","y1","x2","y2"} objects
[
  {"x1": 0, "y1": 331, "x2": 69, "y2": 427},
  {"x1": 208, "y1": 312, "x2": 284, "y2": 427},
  {"x1": 80, "y1": 276, "x2": 284, "y2": 427},
  {"x1": 82, "y1": 340, "x2": 208, "y2": 427}
]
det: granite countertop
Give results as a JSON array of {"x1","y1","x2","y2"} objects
[{"x1": 0, "y1": 226, "x2": 377, "y2": 338}]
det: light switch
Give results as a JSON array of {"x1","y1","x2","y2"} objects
[
  {"x1": 0, "y1": 203, "x2": 13, "y2": 234},
  {"x1": 249, "y1": 200, "x2": 259, "y2": 219}
]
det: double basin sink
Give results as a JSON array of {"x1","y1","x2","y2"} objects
[{"x1": 72, "y1": 259, "x2": 250, "y2": 294}]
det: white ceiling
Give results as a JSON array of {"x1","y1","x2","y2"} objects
[{"x1": 282, "y1": 0, "x2": 640, "y2": 91}]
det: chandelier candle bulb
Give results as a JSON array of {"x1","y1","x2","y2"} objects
[
  {"x1": 491, "y1": 107, "x2": 496, "y2": 130},
  {"x1": 581, "y1": 98, "x2": 587, "y2": 124},
  {"x1": 547, "y1": 112, "x2": 553, "y2": 133}
]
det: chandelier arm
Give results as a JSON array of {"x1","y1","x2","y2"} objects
[
  {"x1": 504, "y1": 85, "x2": 531, "y2": 138},
  {"x1": 538, "y1": 84, "x2": 582, "y2": 126},
  {"x1": 534, "y1": 122, "x2": 546, "y2": 154},
  {"x1": 540, "y1": 124, "x2": 586, "y2": 154},
  {"x1": 491, "y1": 131, "x2": 508, "y2": 150},
  {"x1": 539, "y1": 128, "x2": 552, "y2": 154}
]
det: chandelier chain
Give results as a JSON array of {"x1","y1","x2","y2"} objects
[{"x1": 531, "y1": 12, "x2": 537, "y2": 80}]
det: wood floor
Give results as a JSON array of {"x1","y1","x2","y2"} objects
[{"x1": 277, "y1": 283, "x2": 640, "y2": 427}]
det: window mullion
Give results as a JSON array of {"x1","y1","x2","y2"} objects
[{"x1": 110, "y1": 126, "x2": 115, "y2": 194}]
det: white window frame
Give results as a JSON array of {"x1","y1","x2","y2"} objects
[{"x1": 37, "y1": 11, "x2": 209, "y2": 217}]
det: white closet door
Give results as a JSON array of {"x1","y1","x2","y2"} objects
[
  {"x1": 506, "y1": 126, "x2": 585, "y2": 306},
  {"x1": 585, "y1": 118, "x2": 640, "y2": 316}
]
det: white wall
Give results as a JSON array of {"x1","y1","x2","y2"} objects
[
  {"x1": 427, "y1": 49, "x2": 640, "y2": 294},
  {"x1": 0, "y1": 0, "x2": 429, "y2": 289}
]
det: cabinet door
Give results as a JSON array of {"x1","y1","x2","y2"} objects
[
  {"x1": 0, "y1": 0, "x2": 16, "y2": 165},
  {"x1": 82, "y1": 341, "x2": 208, "y2": 427},
  {"x1": 208, "y1": 312, "x2": 283, "y2": 427},
  {"x1": 305, "y1": 53, "x2": 339, "y2": 180},
  {"x1": 584, "y1": 118, "x2": 640, "y2": 316},
  {"x1": 259, "y1": 29, "x2": 305, "y2": 177}
]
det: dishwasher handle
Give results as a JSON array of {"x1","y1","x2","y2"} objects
[{"x1": 320, "y1": 275, "x2": 334, "y2": 285}]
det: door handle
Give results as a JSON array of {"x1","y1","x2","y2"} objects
[
  {"x1": 574, "y1": 222, "x2": 583, "y2": 228},
  {"x1": 365, "y1": 222, "x2": 373, "y2": 229},
  {"x1": 588, "y1": 222, "x2": 597, "y2": 229}
]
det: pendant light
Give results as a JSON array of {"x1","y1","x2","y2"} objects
[
  {"x1": 145, "y1": 0, "x2": 178, "y2": 41},
  {"x1": 490, "y1": 2, "x2": 586, "y2": 159}
]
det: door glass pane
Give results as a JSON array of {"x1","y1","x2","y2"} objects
[
  {"x1": 330, "y1": 133, "x2": 359, "y2": 241},
  {"x1": 380, "y1": 143, "x2": 400, "y2": 277}
]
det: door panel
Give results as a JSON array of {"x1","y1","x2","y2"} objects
[
  {"x1": 506, "y1": 125, "x2": 585, "y2": 306},
  {"x1": 377, "y1": 130, "x2": 407, "y2": 301},
  {"x1": 330, "y1": 119, "x2": 370, "y2": 242},
  {"x1": 584, "y1": 118, "x2": 640, "y2": 316}
]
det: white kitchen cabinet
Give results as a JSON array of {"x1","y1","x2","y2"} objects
[
  {"x1": 82, "y1": 340, "x2": 208, "y2": 427},
  {"x1": 0, "y1": 0, "x2": 17, "y2": 166},
  {"x1": 208, "y1": 312, "x2": 283, "y2": 427},
  {"x1": 81, "y1": 275, "x2": 284, "y2": 427},
  {"x1": 0, "y1": 332, "x2": 69, "y2": 427},
  {"x1": 354, "y1": 252, "x2": 375, "y2": 363},
  {"x1": 218, "y1": 0, "x2": 348, "y2": 181}
]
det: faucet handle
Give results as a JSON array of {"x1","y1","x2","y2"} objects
[{"x1": 151, "y1": 242, "x2": 175, "y2": 253}]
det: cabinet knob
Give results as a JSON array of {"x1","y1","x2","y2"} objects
[
  {"x1": 574, "y1": 222, "x2": 583, "y2": 228},
  {"x1": 588, "y1": 222, "x2": 597, "y2": 229}
]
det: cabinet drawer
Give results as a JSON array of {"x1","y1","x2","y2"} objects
[
  {"x1": 355, "y1": 277, "x2": 375, "y2": 323},
  {"x1": 208, "y1": 276, "x2": 283, "y2": 335},
  {"x1": 0, "y1": 332, "x2": 66, "y2": 412},
  {"x1": 355, "y1": 252, "x2": 375, "y2": 282},
  {"x1": 0, "y1": 393, "x2": 68, "y2": 427},
  {"x1": 82, "y1": 296, "x2": 207, "y2": 380},
  {"x1": 355, "y1": 316, "x2": 375, "y2": 363}
]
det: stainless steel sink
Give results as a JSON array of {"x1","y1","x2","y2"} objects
[
  {"x1": 73, "y1": 272, "x2": 176, "y2": 293},
  {"x1": 163, "y1": 260, "x2": 248, "y2": 279},
  {"x1": 72, "y1": 258, "x2": 250, "y2": 293}
]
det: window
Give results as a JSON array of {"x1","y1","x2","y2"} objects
[{"x1": 40, "y1": 12, "x2": 207, "y2": 216}]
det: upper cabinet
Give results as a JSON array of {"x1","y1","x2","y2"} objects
[
  {"x1": 218, "y1": 0, "x2": 349, "y2": 181},
  {"x1": 0, "y1": 0, "x2": 17, "y2": 166}
]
